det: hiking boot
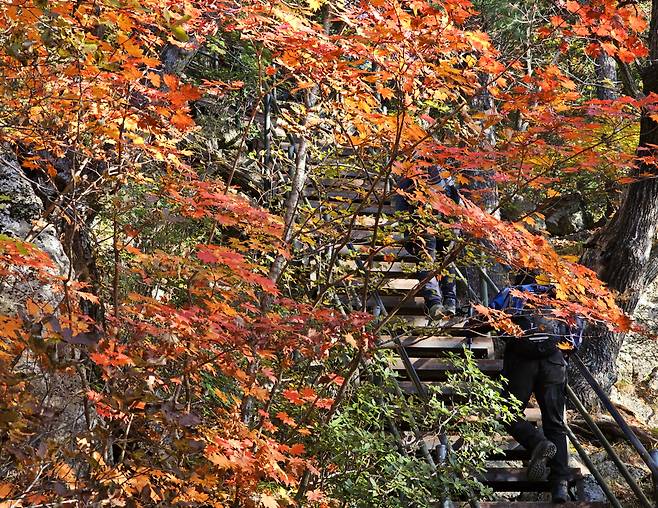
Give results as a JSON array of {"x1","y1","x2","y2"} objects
[
  {"x1": 551, "y1": 479, "x2": 569, "y2": 504},
  {"x1": 427, "y1": 303, "x2": 444, "y2": 320},
  {"x1": 527, "y1": 439, "x2": 557, "y2": 481},
  {"x1": 443, "y1": 299, "x2": 457, "y2": 316}
]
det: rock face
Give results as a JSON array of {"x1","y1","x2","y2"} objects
[
  {"x1": 612, "y1": 273, "x2": 658, "y2": 426},
  {"x1": 0, "y1": 152, "x2": 69, "y2": 313},
  {"x1": 0, "y1": 153, "x2": 90, "y2": 452},
  {"x1": 544, "y1": 193, "x2": 591, "y2": 236}
]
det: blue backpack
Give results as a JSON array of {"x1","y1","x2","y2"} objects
[{"x1": 489, "y1": 284, "x2": 584, "y2": 357}]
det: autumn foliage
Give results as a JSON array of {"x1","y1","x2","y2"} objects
[{"x1": 0, "y1": 0, "x2": 653, "y2": 506}]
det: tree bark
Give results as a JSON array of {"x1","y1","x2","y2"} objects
[
  {"x1": 594, "y1": 53, "x2": 618, "y2": 100},
  {"x1": 575, "y1": 12, "x2": 658, "y2": 407}
]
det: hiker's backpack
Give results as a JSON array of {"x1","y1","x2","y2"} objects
[{"x1": 489, "y1": 283, "x2": 584, "y2": 358}]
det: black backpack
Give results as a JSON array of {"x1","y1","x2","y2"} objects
[{"x1": 489, "y1": 284, "x2": 584, "y2": 359}]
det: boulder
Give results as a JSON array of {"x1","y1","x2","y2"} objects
[
  {"x1": 613, "y1": 272, "x2": 658, "y2": 426},
  {"x1": 543, "y1": 193, "x2": 591, "y2": 236},
  {"x1": 0, "y1": 152, "x2": 92, "y2": 458},
  {"x1": 0, "y1": 152, "x2": 69, "y2": 313}
]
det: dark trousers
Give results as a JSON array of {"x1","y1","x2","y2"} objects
[
  {"x1": 502, "y1": 346, "x2": 570, "y2": 482},
  {"x1": 392, "y1": 193, "x2": 456, "y2": 307},
  {"x1": 403, "y1": 234, "x2": 457, "y2": 307}
]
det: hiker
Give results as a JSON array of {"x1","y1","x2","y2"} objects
[
  {"x1": 391, "y1": 164, "x2": 460, "y2": 319},
  {"x1": 466, "y1": 270, "x2": 583, "y2": 504}
]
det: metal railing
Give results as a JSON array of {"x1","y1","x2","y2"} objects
[
  {"x1": 316, "y1": 184, "x2": 658, "y2": 506},
  {"x1": 567, "y1": 354, "x2": 658, "y2": 507}
]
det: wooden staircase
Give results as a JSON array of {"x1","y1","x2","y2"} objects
[{"x1": 304, "y1": 170, "x2": 610, "y2": 507}]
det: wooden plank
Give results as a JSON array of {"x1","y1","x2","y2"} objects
[
  {"x1": 475, "y1": 503, "x2": 609, "y2": 508},
  {"x1": 380, "y1": 335, "x2": 492, "y2": 358},
  {"x1": 488, "y1": 445, "x2": 531, "y2": 461},
  {"x1": 395, "y1": 315, "x2": 440, "y2": 327},
  {"x1": 376, "y1": 279, "x2": 421, "y2": 291},
  {"x1": 306, "y1": 199, "x2": 397, "y2": 216},
  {"x1": 337, "y1": 244, "x2": 450, "y2": 263},
  {"x1": 391, "y1": 358, "x2": 503, "y2": 380},
  {"x1": 338, "y1": 244, "x2": 412, "y2": 258},
  {"x1": 343, "y1": 229, "x2": 405, "y2": 244},
  {"x1": 298, "y1": 207, "x2": 398, "y2": 225},
  {"x1": 338, "y1": 260, "x2": 419, "y2": 276},
  {"x1": 524, "y1": 407, "x2": 542, "y2": 422},
  {"x1": 347, "y1": 278, "x2": 425, "y2": 292},
  {"x1": 345, "y1": 228, "x2": 402, "y2": 239},
  {"x1": 339, "y1": 294, "x2": 425, "y2": 312},
  {"x1": 480, "y1": 467, "x2": 583, "y2": 491},
  {"x1": 309, "y1": 177, "x2": 389, "y2": 190},
  {"x1": 303, "y1": 188, "x2": 394, "y2": 203}
]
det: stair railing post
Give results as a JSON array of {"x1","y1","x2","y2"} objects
[
  {"x1": 564, "y1": 424, "x2": 624, "y2": 508},
  {"x1": 479, "y1": 267, "x2": 489, "y2": 307},
  {"x1": 571, "y1": 355, "x2": 658, "y2": 480},
  {"x1": 651, "y1": 450, "x2": 658, "y2": 508},
  {"x1": 477, "y1": 265, "x2": 499, "y2": 294},
  {"x1": 566, "y1": 385, "x2": 654, "y2": 508}
]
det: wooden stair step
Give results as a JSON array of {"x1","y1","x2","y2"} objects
[
  {"x1": 481, "y1": 467, "x2": 583, "y2": 491},
  {"x1": 339, "y1": 295, "x2": 426, "y2": 314},
  {"x1": 347, "y1": 278, "x2": 429, "y2": 292},
  {"x1": 336, "y1": 245, "x2": 458, "y2": 265},
  {"x1": 338, "y1": 244, "x2": 440, "y2": 262},
  {"x1": 475, "y1": 503, "x2": 609, "y2": 508},
  {"x1": 301, "y1": 209, "x2": 398, "y2": 226},
  {"x1": 338, "y1": 260, "x2": 420, "y2": 278},
  {"x1": 380, "y1": 335, "x2": 492, "y2": 358},
  {"x1": 419, "y1": 434, "x2": 534, "y2": 460},
  {"x1": 303, "y1": 188, "x2": 394, "y2": 203},
  {"x1": 391, "y1": 358, "x2": 503, "y2": 380},
  {"x1": 308, "y1": 177, "x2": 390, "y2": 190},
  {"x1": 344, "y1": 295, "x2": 464, "y2": 315},
  {"x1": 337, "y1": 244, "x2": 412, "y2": 259},
  {"x1": 307, "y1": 200, "x2": 397, "y2": 216},
  {"x1": 384, "y1": 322, "x2": 469, "y2": 336},
  {"x1": 488, "y1": 446, "x2": 531, "y2": 461},
  {"x1": 388, "y1": 315, "x2": 467, "y2": 327},
  {"x1": 345, "y1": 229, "x2": 405, "y2": 243}
]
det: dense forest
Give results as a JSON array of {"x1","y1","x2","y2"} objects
[{"x1": 0, "y1": 0, "x2": 657, "y2": 506}]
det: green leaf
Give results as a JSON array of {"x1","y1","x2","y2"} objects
[{"x1": 171, "y1": 25, "x2": 190, "y2": 43}]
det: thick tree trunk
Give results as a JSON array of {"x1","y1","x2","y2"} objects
[{"x1": 575, "y1": 55, "x2": 658, "y2": 407}]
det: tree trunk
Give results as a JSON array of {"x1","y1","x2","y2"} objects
[
  {"x1": 575, "y1": 33, "x2": 658, "y2": 407},
  {"x1": 594, "y1": 53, "x2": 618, "y2": 100}
]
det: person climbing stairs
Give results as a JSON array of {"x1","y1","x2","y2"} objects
[{"x1": 304, "y1": 169, "x2": 613, "y2": 506}]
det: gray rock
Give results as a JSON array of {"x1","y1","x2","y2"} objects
[
  {"x1": 578, "y1": 474, "x2": 607, "y2": 501},
  {"x1": 0, "y1": 153, "x2": 44, "y2": 230},
  {"x1": 595, "y1": 459, "x2": 648, "y2": 483},
  {"x1": 0, "y1": 153, "x2": 91, "y2": 450},
  {"x1": 544, "y1": 193, "x2": 590, "y2": 236},
  {"x1": 613, "y1": 273, "x2": 658, "y2": 426},
  {"x1": 0, "y1": 152, "x2": 69, "y2": 314}
]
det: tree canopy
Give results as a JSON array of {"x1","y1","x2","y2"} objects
[{"x1": 0, "y1": 0, "x2": 656, "y2": 506}]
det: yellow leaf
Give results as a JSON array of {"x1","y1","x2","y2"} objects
[
  {"x1": 260, "y1": 494, "x2": 279, "y2": 508},
  {"x1": 207, "y1": 452, "x2": 232, "y2": 468},
  {"x1": 308, "y1": 0, "x2": 325, "y2": 11}
]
